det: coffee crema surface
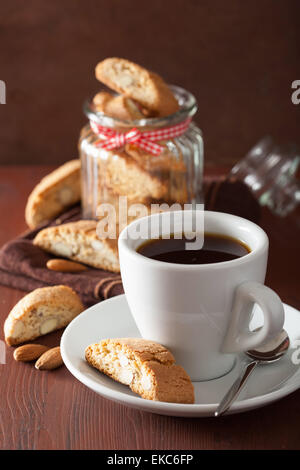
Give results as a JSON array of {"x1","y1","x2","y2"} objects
[{"x1": 137, "y1": 233, "x2": 251, "y2": 265}]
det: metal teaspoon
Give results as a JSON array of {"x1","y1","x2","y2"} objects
[{"x1": 214, "y1": 328, "x2": 290, "y2": 417}]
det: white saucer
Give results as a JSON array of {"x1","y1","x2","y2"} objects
[{"x1": 61, "y1": 295, "x2": 300, "y2": 417}]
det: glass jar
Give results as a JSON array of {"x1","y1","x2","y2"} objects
[
  {"x1": 79, "y1": 86, "x2": 203, "y2": 229},
  {"x1": 230, "y1": 136, "x2": 300, "y2": 217}
]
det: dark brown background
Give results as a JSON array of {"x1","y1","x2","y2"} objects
[{"x1": 0, "y1": 0, "x2": 299, "y2": 168}]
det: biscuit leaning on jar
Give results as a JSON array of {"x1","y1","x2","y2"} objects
[
  {"x1": 25, "y1": 159, "x2": 81, "y2": 229},
  {"x1": 4, "y1": 285, "x2": 84, "y2": 346}
]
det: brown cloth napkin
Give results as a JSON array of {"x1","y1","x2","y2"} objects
[
  {"x1": 0, "y1": 178, "x2": 260, "y2": 307},
  {"x1": 0, "y1": 206, "x2": 123, "y2": 306}
]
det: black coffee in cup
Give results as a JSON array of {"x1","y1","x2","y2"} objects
[{"x1": 137, "y1": 233, "x2": 251, "y2": 265}]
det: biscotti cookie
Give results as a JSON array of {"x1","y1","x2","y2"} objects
[
  {"x1": 93, "y1": 91, "x2": 144, "y2": 120},
  {"x1": 33, "y1": 220, "x2": 120, "y2": 273},
  {"x1": 4, "y1": 285, "x2": 84, "y2": 346},
  {"x1": 92, "y1": 90, "x2": 111, "y2": 110},
  {"x1": 25, "y1": 160, "x2": 81, "y2": 229},
  {"x1": 85, "y1": 338, "x2": 194, "y2": 404},
  {"x1": 102, "y1": 150, "x2": 188, "y2": 205},
  {"x1": 101, "y1": 150, "x2": 168, "y2": 201},
  {"x1": 125, "y1": 143, "x2": 187, "y2": 173},
  {"x1": 95, "y1": 58, "x2": 179, "y2": 117}
]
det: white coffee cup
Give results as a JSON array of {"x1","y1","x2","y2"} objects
[{"x1": 118, "y1": 210, "x2": 285, "y2": 381}]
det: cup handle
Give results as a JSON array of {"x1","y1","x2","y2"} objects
[{"x1": 222, "y1": 281, "x2": 285, "y2": 353}]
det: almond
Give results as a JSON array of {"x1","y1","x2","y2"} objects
[
  {"x1": 13, "y1": 344, "x2": 49, "y2": 362},
  {"x1": 40, "y1": 317, "x2": 58, "y2": 335},
  {"x1": 35, "y1": 346, "x2": 63, "y2": 370},
  {"x1": 46, "y1": 259, "x2": 88, "y2": 272}
]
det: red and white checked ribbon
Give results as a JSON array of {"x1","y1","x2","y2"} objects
[{"x1": 90, "y1": 118, "x2": 192, "y2": 156}]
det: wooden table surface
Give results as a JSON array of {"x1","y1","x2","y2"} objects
[{"x1": 0, "y1": 165, "x2": 299, "y2": 450}]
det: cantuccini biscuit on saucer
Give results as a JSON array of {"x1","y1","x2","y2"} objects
[
  {"x1": 85, "y1": 338, "x2": 194, "y2": 404},
  {"x1": 95, "y1": 58, "x2": 179, "y2": 117},
  {"x1": 25, "y1": 159, "x2": 81, "y2": 229},
  {"x1": 4, "y1": 285, "x2": 84, "y2": 346},
  {"x1": 33, "y1": 220, "x2": 120, "y2": 273},
  {"x1": 93, "y1": 91, "x2": 144, "y2": 121}
]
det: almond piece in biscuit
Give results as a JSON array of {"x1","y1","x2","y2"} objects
[
  {"x1": 4, "y1": 286, "x2": 84, "y2": 346},
  {"x1": 85, "y1": 338, "x2": 194, "y2": 404},
  {"x1": 93, "y1": 91, "x2": 144, "y2": 120},
  {"x1": 33, "y1": 220, "x2": 120, "y2": 273},
  {"x1": 95, "y1": 58, "x2": 179, "y2": 117},
  {"x1": 25, "y1": 160, "x2": 81, "y2": 229}
]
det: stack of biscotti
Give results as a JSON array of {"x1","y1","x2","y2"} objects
[
  {"x1": 24, "y1": 59, "x2": 189, "y2": 275},
  {"x1": 91, "y1": 58, "x2": 189, "y2": 222}
]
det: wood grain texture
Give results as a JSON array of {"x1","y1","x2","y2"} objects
[{"x1": 0, "y1": 165, "x2": 299, "y2": 450}]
